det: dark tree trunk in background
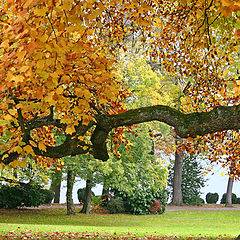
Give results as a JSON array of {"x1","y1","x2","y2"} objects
[
  {"x1": 171, "y1": 137, "x2": 184, "y2": 206},
  {"x1": 66, "y1": 169, "x2": 76, "y2": 215},
  {"x1": 50, "y1": 170, "x2": 62, "y2": 203},
  {"x1": 81, "y1": 179, "x2": 93, "y2": 214},
  {"x1": 102, "y1": 182, "x2": 109, "y2": 196},
  {"x1": 101, "y1": 181, "x2": 109, "y2": 205},
  {"x1": 225, "y1": 176, "x2": 234, "y2": 207}
]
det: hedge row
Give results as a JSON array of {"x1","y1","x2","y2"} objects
[{"x1": 0, "y1": 184, "x2": 54, "y2": 209}]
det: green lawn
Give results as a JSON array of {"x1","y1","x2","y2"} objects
[{"x1": 0, "y1": 208, "x2": 239, "y2": 239}]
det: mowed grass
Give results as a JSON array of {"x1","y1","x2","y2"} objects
[{"x1": 0, "y1": 208, "x2": 239, "y2": 238}]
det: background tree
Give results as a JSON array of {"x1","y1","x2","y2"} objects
[
  {"x1": 225, "y1": 175, "x2": 234, "y2": 207},
  {"x1": 50, "y1": 169, "x2": 62, "y2": 204},
  {"x1": 168, "y1": 154, "x2": 207, "y2": 205}
]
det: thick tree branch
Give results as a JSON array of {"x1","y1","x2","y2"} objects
[
  {"x1": 91, "y1": 104, "x2": 240, "y2": 160},
  {"x1": 98, "y1": 104, "x2": 240, "y2": 138},
  {"x1": 1, "y1": 104, "x2": 239, "y2": 163}
]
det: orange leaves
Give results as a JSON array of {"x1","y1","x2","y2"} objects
[
  {"x1": 65, "y1": 125, "x2": 75, "y2": 135},
  {"x1": 0, "y1": 0, "x2": 238, "y2": 175},
  {"x1": 23, "y1": 0, "x2": 34, "y2": 9},
  {"x1": 23, "y1": 145, "x2": 34, "y2": 155},
  {"x1": 38, "y1": 141, "x2": 47, "y2": 152}
]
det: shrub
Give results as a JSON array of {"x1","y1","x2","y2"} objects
[
  {"x1": 0, "y1": 185, "x2": 23, "y2": 209},
  {"x1": 126, "y1": 189, "x2": 167, "y2": 215},
  {"x1": 106, "y1": 197, "x2": 126, "y2": 214},
  {"x1": 237, "y1": 198, "x2": 240, "y2": 204},
  {"x1": 40, "y1": 189, "x2": 55, "y2": 204},
  {"x1": 110, "y1": 188, "x2": 168, "y2": 215},
  {"x1": 22, "y1": 185, "x2": 45, "y2": 207},
  {"x1": 186, "y1": 196, "x2": 205, "y2": 206},
  {"x1": 206, "y1": 192, "x2": 219, "y2": 204},
  {"x1": 220, "y1": 193, "x2": 238, "y2": 204},
  {"x1": 0, "y1": 184, "x2": 51, "y2": 209}
]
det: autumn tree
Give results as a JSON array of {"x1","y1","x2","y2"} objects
[{"x1": 0, "y1": 0, "x2": 239, "y2": 180}]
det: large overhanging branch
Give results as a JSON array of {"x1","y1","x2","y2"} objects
[
  {"x1": 91, "y1": 104, "x2": 240, "y2": 160},
  {"x1": 105, "y1": 104, "x2": 240, "y2": 137},
  {"x1": 1, "y1": 104, "x2": 239, "y2": 164}
]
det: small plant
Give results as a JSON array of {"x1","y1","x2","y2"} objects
[
  {"x1": 206, "y1": 192, "x2": 219, "y2": 204},
  {"x1": 220, "y1": 193, "x2": 238, "y2": 204},
  {"x1": 149, "y1": 200, "x2": 165, "y2": 214}
]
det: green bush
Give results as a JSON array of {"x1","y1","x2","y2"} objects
[
  {"x1": 186, "y1": 196, "x2": 205, "y2": 206},
  {"x1": 220, "y1": 193, "x2": 238, "y2": 204},
  {"x1": 110, "y1": 188, "x2": 167, "y2": 215},
  {"x1": 206, "y1": 192, "x2": 219, "y2": 204},
  {"x1": 0, "y1": 184, "x2": 51, "y2": 209},
  {"x1": 0, "y1": 185, "x2": 23, "y2": 209},
  {"x1": 124, "y1": 189, "x2": 167, "y2": 215},
  {"x1": 237, "y1": 198, "x2": 240, "y2": 204},
  {"x1": 106, "y1": 197, "x2": 126, "y2": 214},
  {"x1": 22, "y1": 185, "x2": 45, "y2": 207},
  {"x1": 40, "y1": 189, "x2": 55, "y2": 204}
]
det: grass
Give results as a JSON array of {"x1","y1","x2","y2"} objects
[{"x1": 0, "y1": 208, "x2": 239, "y2": 239}]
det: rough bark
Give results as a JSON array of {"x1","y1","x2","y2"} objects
[
  {"x1": 171, "y1": 138, "x2": 184, "y2": 206},
  {"x1": 50, "y1": 170, "x2": 63, "y2": 203},
  {"x1": 66, "y1": 169, "x2": 76, "y2": 215},
  {"x1": 81, "y1": 179, "x2": 93, "y2": 214},
  {"x1": 225, "y1": 176, "x2": 234, "y2": 207},
  {"x1": 1, "y1": 104, "x2": 240, "y2": 164}
]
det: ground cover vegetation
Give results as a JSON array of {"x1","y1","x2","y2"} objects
[{"x1": 0, "y1": 208, "x2": 239, "y2": 239}]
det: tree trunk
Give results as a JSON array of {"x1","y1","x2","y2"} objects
[
  {"x1": 102, "y1": 182, "x2": 109, "y2": 196},
  {"x1": 171, "y1": 137, "x2": 184, "y2": 206},
  {"x1": 66, "y1": 169, "x2": 76, "y2": 215},
  {"x1": 81, "y1": 179, "x2": 92, "y2": 214},
  {"x1": 101, "y1": 181, "x2": 109, "y2": 205},
  {"x1": 50, "y1": 170, "x2": 62, "y2": 203},
  {"x1": 225, "y1": 176, "x2": 234, "y2": 207}
]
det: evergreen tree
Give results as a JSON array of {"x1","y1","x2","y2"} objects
[{"x1": 168, "y1": 154, "x2": 207, "y2": 205}]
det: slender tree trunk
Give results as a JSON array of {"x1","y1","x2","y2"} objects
[
  {"x1": 50, "y1": 170, "x2": 62, "y2": 203},
  {"x1": 101, "y1": 181, "x2": 109, "y2": 205},
  {"x1": 66, "y1": 169, "x2": 76, "y2": 215},
  {"x1": 225, "y1": 176, "x2": 234, "y2": 207},
  {"x1": 81, "y1": 179, "x2": 93, "y2": 214},
  {"x1": 171, "y1": 137, "x2": 184, "y2": 206}
]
